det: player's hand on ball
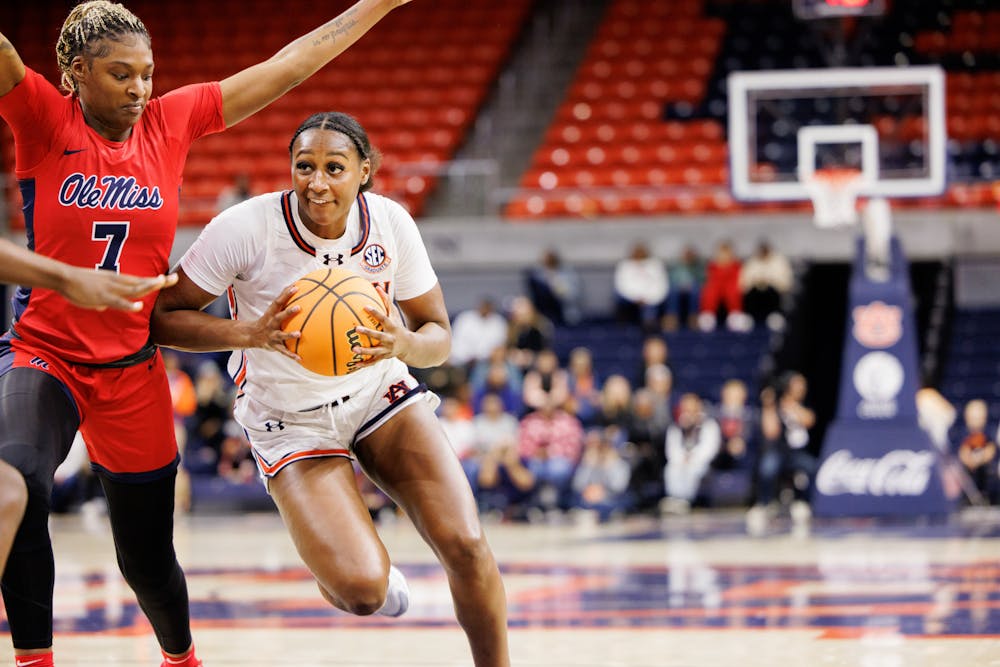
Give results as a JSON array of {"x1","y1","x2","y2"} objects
[
  {"x1": 351, "y1": 285, "x2": 409, "y2": 366},
  {"x1": 250, "y1": 283, "x2": 301, "y2": 359}
]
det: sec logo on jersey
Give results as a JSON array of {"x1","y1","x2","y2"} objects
[{"x1": 361, "y1": 243, "x2": 391, "y2": 274}]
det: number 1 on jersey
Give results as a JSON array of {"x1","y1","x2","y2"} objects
[{"x1": 92, "y1": 222, "x2": 130, "y2": 272}]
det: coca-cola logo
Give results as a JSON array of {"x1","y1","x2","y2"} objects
[{"x1": 816, "y1": 449, "x2": 934, "y2": 497}]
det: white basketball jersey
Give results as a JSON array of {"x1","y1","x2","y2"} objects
[{"x1": 180, "y1": 190, "x2": 438, "y2": 411}]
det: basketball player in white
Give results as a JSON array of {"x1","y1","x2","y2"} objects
[{"x1": 151, "y1": 112, "x2": 510, "y2": 667}]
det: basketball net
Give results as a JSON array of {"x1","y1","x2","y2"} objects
[{"x1": 803, "y1": 168, "x2": 865, "y2": 229}]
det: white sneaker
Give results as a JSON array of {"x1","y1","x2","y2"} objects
[
  {"x1": 745, "y1": 504, "x2": 769, "y2": 537},
  {"x1": 726, "y1": 311, "x2": 754, "y2": 332},
  {"x1": 766, "y1": 312, "x2": 786, "y2": 332},
  {"x1": 377, "y1": 565, "x2": 410, "y2": 618},
  {"x1": 790, "y1": 500, "x2": 812, "y2": 524},
  {"x1": 658, "y1": 496, "x2": 691, "y2": 515}
]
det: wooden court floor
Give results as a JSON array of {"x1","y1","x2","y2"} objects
[{"x1": 2, "y1": 508, "x2": 999, "y2": 666}]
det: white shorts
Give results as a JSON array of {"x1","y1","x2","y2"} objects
[{"x1": 233, "y1": 360, "x2": 440, "y2": 478}]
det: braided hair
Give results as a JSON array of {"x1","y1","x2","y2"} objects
[
  {"x1": 56, "y1": 1, "x2": 150, "y2": 94},
  {"x1": 289, "y1": 112, "x2": 381, "y2": 193}
]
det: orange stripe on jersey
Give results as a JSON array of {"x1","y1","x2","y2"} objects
[
  {"x1": 227, "y1": 285, "x2": 238, "y2": 319},
  {"x1": 351, "y1": 193, "x2": 371, "y2": 256},
  {"x1": 252, "y1": 447, "x2": 351, "y2": 476},
  {"x1": 280, "y1": 190, "x2": 316, "y2": 256},
  {"x1": 233, "y1": 352, "x2": 248, "y2": 396}
]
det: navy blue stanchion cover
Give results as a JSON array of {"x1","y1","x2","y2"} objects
[{"x1": 812, "y1": 236, "x2": 953, "y2": 517}]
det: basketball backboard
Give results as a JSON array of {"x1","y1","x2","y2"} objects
[{"x1": 727, "y1": 66, "x2": 946, "y2": 202}]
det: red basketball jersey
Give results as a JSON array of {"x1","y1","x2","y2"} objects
[{"x1": 0, "y1": 67, "x2": 225, "y2": 363}]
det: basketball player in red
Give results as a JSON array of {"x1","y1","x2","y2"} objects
[
  {"x1": 0, "y1": 1, "x2": 414, "y2": 666},
  {"x1": 150, "y1": 112, "x2": 511, "y2": 667}
]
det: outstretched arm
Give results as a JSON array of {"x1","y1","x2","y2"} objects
[
  {"x1": 219, "y1": 0, "x2": 414, "y2": 127},
  {"x1": 0, "y1": 31, "x2": 26, "y2": 97},
  {"x1": 0, "y1": 239, "x2": 176, "y2": 311}
]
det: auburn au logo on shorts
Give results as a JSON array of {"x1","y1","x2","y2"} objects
[{"x1": 852, "y1": 300, "x2": 903, "y2": 349}]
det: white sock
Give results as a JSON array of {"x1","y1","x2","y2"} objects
[{"x1": 376, "y1": 565, "x2": 410, "y2": 617}]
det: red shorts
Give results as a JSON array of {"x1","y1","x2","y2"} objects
[{"x1": 8, "y1": 339, "x2": 178, "y2": 476}]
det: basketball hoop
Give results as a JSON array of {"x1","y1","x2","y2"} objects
[{"x1": 804, "y1": 168, "x2": 866, "y2": 229}]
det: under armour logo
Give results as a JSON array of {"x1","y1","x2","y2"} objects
[
  {"x1": 322, "y1": 253, "x2": 344, "y2": 266},
  {"x1": 264, "y1": 420, "x2": 285, "y2": 432},
  {"x1": 383, "y1": 381, "x2": 410, "y2": 404},
  {"x1": 29, "y1": 356, "x2": 49, "y2": 370}
]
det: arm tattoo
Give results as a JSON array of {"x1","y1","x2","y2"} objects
[
  {"x1": 310, "y1": 8, "x2": 360, "y2": 48},
  {"x1": 0, "y1": 37, "x2": 13, "y2": 53}
]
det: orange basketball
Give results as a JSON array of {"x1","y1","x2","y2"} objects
[{"x1": 281, "y1": 267, "x2": 387, "y2": 376}]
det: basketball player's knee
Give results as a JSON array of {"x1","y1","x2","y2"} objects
[
  {"x1": 339, "y1": 573, "x2": 390, "y2": 616},
  {"x1": 0, "y1": 443, "x2": 50, "y2": 500},
  {"x1": 436, "y1": 528, "x2": 492, "y2": 574},
  {"x1": 118, "y1": 553, "x2": 182, "y2": 603},
  {"x1": 0, "y1": 462, "x2": 28, "y2": 525},
  {"x1": 317, "y1": 568, "x2": 387, "y2": 616}
]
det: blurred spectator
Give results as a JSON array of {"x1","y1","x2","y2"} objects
[
  {"x1": 705, "y1": 379, "x2": 757, "y2": 508},
  {"x1": 412, "y1": 361, "x2": 467, "y2": 400},
  {"x1": 518, "y1": 403, "x2": 584, "y2": 516},
  {"x1": 746, "y1": 372, "x2": 817, "y2": 532},
  {"x1": 476, "y1": 434, "x2": 535, "y2": 518},
  {"x1": 450, "y1": 298, "x2": 509, "y2": 368},
  {"x1": 739, "y1": 240, "x2": 793, "y2": 330},
  {"x1": 594, "y1": 374, "x2": 634, "y2": 433},
  {"x1": 957, "y1": 399, "x2": 998, "y2": 504},
  {"x1": 916, "y1": 385, "x2": 964, "y2": 502},
  {"x1": 467, "y1": 392, "x2": 521, "y2": 493},
  {"x1": 164, "y1": 350, "x2": 197, "y2": 512},
  {"x1": 526, "y1": 248, "x2": 583, "y2": 326},
  {"x1": 439, "y1": 395, "x2": 476, "y2": 461},
  {"x1": 186, "y1": 361, "x2": 235, "y2": 474},
  {"x1": 566, "y1": 346, "x2": 601, "y2": 425},
  {"x1": 522, "y1": 348, "x2": 571, "y2": 414},
  {"x1": 613, "y1": 241, "x2": 668, "y2": 332},
  {"x1": 712, "y1": 379, "x2": 755, "y2": 471},
  {"x1": 699, "y1": 240, "x2": 751, "y2": 332},
  {"x1": 571, "y1": 427, "x2": 632, "y2": 522},
  {"x1": 623, "y1": 387, "x2": 670, "y2": 511},
  {"x1": 215, "y1": 172, "x2": 254, "y2": 213},
  {"x1": 635, "y1": 335, "x2": 670, "y2": 387},
  {"x1": 642, "y1": 363, "x2": 674, "y2": 427},
  {"x1": 165, "y1": 351, "x2": 197, "y2": 442},
  {"x1": 470, "y1": 388, "x2": 534, "y2": 518},
  {"x1": 916, "y1": 385, "x2": 958, "y2": 453},
  {"x1": 469, "y1": 346, "x2": 522, "y2": 403},
  {"x1": 664, "y1": 245, "x2": 705, "y2": 331},
  {"x1": 216, "y1": 420, "x2": 256, "y2": 485},
  {"x1": 662, "y1": 393, "x2": 721, "y2": 514},
  {"x1": 470, "y1": 355, "x2": 523, "y2": 415},
  {"x1": 506, "y1": 295, "x2": 553, "y2": 371}
]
